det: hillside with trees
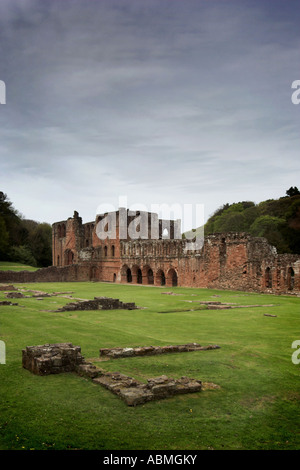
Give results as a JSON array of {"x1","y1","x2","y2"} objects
[
  {"x1": 185, "y1": 187, "x2": 300, "y2": 254},
  {"x1": 0, "y1": 191, "x2": 52, "y2": 267}
]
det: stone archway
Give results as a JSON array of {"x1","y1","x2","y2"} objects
[
  {"x1": 167, "y1": 268, "x2": 178, "y2": 287},
  {"x1": 156, "y1": 269, "x2": 166, "y2": 286},
  {"x1": 147, "y1": 268, "x2": 154, "y2": 285},
  {"x1": 64, "y1": 250, "x2": 74, "y2": 266},
  {"x1": 89, "y1": 266, "x2": 98, "y2": 281},
  {"x1": 121, "y1": 265, "x2": 131, "y2": 283},
  {"x1": 142, "y1": 265, "x2": 154, "y2": 285}
]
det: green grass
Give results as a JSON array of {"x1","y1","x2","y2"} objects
[
  {"x1": 0, "y1": 261, "x2": 38, "y2": 272},
  {"x1": 0, "y1": 281, "x2": 299, "y2": 450}
]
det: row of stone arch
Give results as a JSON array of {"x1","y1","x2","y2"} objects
[{"x1": 121, "y1": 264, "x2": 178, "y2": 287}]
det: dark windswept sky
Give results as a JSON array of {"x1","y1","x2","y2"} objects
[{"x1": 0, "y1": 0, "x2": 299, "y2": 231}]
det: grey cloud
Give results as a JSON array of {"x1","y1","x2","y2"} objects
[{"x1": 0, "y1": 0, "x2": 299, "y2": 228}]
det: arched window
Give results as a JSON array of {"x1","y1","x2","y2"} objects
[
  {"x1": 113, "y1": 273, "x2": 117, "y2": 283},
  {"x1": 104, "y1": 246, "x2": 108, "y2": 257},
  {"x1": 111, "y1": 245, "x2": 115, "y2": 257}
]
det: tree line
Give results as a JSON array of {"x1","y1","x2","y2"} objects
[
  {"x1": 203, "y1": 187, "x2": 300, "y2": 254},
  {"x1": 0, "y1": 191, "x2": 52, "y2": 267}
]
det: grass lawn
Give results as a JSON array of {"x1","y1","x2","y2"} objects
[
  {"x1": 0, "y1": 281, "x2": 299, "y2": 450},
  {"x1": 0, "y1": 261, "x2": 39, "y2": 272}
]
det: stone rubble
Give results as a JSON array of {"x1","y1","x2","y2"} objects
[{"x1": 55, "y1": 297, "x2": 138, "y2": 312}]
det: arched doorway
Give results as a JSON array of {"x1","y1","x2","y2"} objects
[
  {"x1": 156, "y1": 269, "x2": 166, "y2": 286},
  {"x1": 90, "y1": 266, "x2": 97, "y2": 281},
  {"x1": 64, "y1": 250, "x2": 74, "y2": 266},
  {"x1": 168, "y1": 268, "x2": 178, "y2": 287},
  {"x1": 147, "y1": 268, "x2": 154, "y2": 285}
]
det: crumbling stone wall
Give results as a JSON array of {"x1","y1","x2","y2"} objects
[
  {"x1": 1, "y1": 209, "x2": 299, "y2": 294},
  {"x1": 22, "y1": 343, "x2": 85, "y2": 375}
]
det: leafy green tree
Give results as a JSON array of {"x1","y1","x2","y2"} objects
[
  {"x1": 0, "y1": 216, "x2": 9, "y2": 259},
  {"x1": 29, "y1": 223, "x2": 52, "y2": 267},
  {"x1": 9, "y1": 245, "x2": 37, "y2": 267},
  {"x1": 214, "y1": 212, "x2": 245, "y2": 232},
  {"x1": 250, "y1": 215, "x2": 289, "y2": 252},
  {"x1": 0, "y1": 191, "x2": 53, "y2": 266},
  {"x1": 286, "y1": 186, "x2": 300, "y2": 197}
]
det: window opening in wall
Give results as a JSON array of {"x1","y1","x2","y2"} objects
[
  {"x1": 265, "y1": 267, "x2": 272, "y2": 288},
  {"x1": 287, "y1": 267, "x2": 295, "y2": 290},
  {"x1": 162, "y1": 228, "x2": 169, "y2": 239}
]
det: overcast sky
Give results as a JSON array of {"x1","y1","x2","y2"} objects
[{"x1": 0, "y1": 0, "x2": 299, "y2": 231}]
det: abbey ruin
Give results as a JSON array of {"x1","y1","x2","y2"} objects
[
  {"x1": 50, "y1": 208, "x2": 299, "y2": 294},
  {"x1": 0, "y1": 207, "x2": 299, "y2": 294}
]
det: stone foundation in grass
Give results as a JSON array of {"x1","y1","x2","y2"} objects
[
  {"x1": 55, "y1": 297, "x2": 138, "y2": 312},
  {"x1": 22, "y1": 343, "x2": 85, "y2": 375},
  {"x1": 100, "y1": 343, "x2": 220, "y2": 359},
  {"x1": 92, "y1": 372, "x2": 202, "y2": 406},
  {"x1": 22, "y1": 342, "x2": 214, "y2": 406}
]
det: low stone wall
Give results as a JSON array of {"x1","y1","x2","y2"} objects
[
  {"x1": 55, "y1": 297, "x2": 137, "y2": 312},
  {"x1": 22, "y1": 343, "x2": 85, "y2": 375},
  {"x1": 0, "y1": 264, "x2": 91, "y2": 283},
  {"x1": 0, "y1": 300, "x2": 18, "y2": 306},
  {"x1": 100, "y1": 343, "x2": 220, "y2": 359},
  {"x1": 93, "y1": 372, "x2": 202, "y2": 406},
  {"x1": 22, "y1": 343, "x2": 209, "y2": 406}
]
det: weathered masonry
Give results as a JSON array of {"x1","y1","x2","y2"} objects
[
  {"x1": 0, "y1": 208, "x2": 299, "y2": 294},
  {"x1": 50, "y1": 208, "x2": 299, "y2": 295}
]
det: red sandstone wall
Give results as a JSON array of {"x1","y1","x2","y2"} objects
[{"x1": 47, "y1": 211, "x2": 300, "y2": 294}]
